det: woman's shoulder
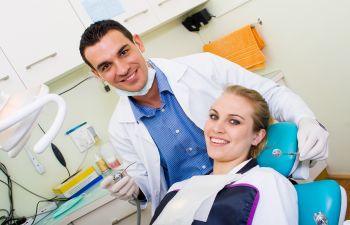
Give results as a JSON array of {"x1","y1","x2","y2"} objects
[
  {"x1": 167, "y1": 179, "x2": 189, "y2": 193},
  {"x1": 239, "y1": 166, "x2": 292, "y2": 186}
]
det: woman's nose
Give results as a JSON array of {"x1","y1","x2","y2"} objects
[{"x1": 212, "y1": 120, "x2": 225, "y2": 133}]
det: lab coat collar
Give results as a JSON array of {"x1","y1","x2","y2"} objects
[
  {"x1": 150, "y1": 57, "x2": 187, "y2": 83},
  {"x1": 115, "y1": 96, "x2": 135, "y2": 123},
  {"x1": 151, "y1": 57, "x2": 193, "y2": 122}
]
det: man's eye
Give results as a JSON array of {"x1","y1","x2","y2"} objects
[
  {"x1": 229, "y1": 119, "x2": 240, "y2": 125},
  {"x1": 120, "y1": 49, "x2": 129, "y2": 56},
  {"x1": 100, "y1": 64, "x2": 110, "y2": 72}
]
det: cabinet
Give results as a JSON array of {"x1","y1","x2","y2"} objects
[
  {"x1": 0, "y1": 48, "x2": 26, "y2": 94},
  {"x1": 69, "y1": 0, "x2": 208, "y2": 35},
  {"x1": 69, "y1": 0, "x2": 159, "y2": 35},
  {"x1": 147, "y1": 0, "x2": 209, "y2": 22},
  {"x1": 72, "y1": 199, "x2": 152, "y2": 225},
  {"x1": 35, "y1": 184, "x2": 151, "y2": 225},
  {"x1": 0, "y1": 1, "x2": 85, "y2": 87}
]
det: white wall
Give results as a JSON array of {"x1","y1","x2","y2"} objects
[
  {"x1": 145, "y1": 0, "x2": 350, "y2": 175},
  {"x1": 1, "y1": 0, "x2": 349, "y2": 216}
]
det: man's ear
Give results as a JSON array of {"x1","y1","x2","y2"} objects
[
  {"x1": 133, "y1": 34, "x2": 145, "y2": 52},
  {"x1": 252, "y1": 129, "x2": 266, "y2": 146}
]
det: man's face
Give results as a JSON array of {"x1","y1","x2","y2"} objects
[{"x1": 85, "y1": 30, "x2": 148, "y2": 92}]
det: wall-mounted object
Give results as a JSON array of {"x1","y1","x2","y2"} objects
[
  {"x1": 182, "y1": 8, "x2": 212, "y2": 32},
  {"x1": 66, "y1": 122, "x2": 98, "y2": 152},
  {"x1": 25, "y1": 146, "x2": 45, "y2": 174}
]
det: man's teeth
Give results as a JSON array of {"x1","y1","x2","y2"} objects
[
  {"x1": 126, "y1": 73, "x2": 135, "y2": 81},
  {"x1": 211, "y1": 137, "x2": 228, "y2": 144}
]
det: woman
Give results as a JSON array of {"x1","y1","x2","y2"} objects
[{"x1": 150, "y1": 85, "x2": 298, "y2": 225}]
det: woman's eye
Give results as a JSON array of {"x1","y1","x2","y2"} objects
[
  {"x1": 209, "y1": 114, "x2": 218, "y2": 120},
  {"x1": 229, "y1": 119, "x2": 240, "y2": 125}
]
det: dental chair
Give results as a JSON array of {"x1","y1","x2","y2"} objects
[{"x1": 257, "y1": 122, "x2": 348, "y2": 225}]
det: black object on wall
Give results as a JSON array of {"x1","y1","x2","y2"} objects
[{"x1": 182, "y1": 8, "x2": 212, "y2": 32}]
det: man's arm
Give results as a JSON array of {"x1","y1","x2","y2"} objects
[
  {"x1": 104, "y1": 119, "x2": 151, "y2": 204},
  {"x1": 206, "y1": 53, "x2": 328, "y2": 160}
]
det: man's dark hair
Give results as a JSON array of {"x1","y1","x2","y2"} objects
[{"x1": 79, "y1": 20, "x2": 133, "y2": 68}]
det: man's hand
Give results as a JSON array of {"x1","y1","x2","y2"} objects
[
  {"x1": 297, "y1": 118, "x2": 329, "y2": 161},
  {"x1": 101, "y1": 175, "x2": 139, "y2": 200}
]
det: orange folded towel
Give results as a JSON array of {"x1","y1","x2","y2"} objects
[{"x1": 203, "y1": 25, "x2": 266, "y2": 71}]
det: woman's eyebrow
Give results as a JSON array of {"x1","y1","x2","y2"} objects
[
  {"x1": 209, "y1": 108, "x2": 217, "y2": 113},
  {"x1": 228, "y1": 114, "x2": 245, "y2": 120}
]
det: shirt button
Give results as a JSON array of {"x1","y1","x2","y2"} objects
[
  {"x1": 161, "y1": 108, "x2": 165, "y2": 112},
  {"x1": 202, "y1": 165, "x2": 207, "y2": 169},
  {"x1": 175, "y1": 129, "x2": 180, "y2": 134},
  {"x1": 188, "y1": 147, "x2": 193, "y2": 151}
]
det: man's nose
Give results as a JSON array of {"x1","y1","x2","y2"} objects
[{"x1": 114, "y1": 60, "x2": 129, "y2": 76}]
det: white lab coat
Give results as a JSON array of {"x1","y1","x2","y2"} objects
[{"x1": 108, "y1": 53, "x2": 314, "y2": 212}]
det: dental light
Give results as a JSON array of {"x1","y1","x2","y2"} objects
[{"x1": 0, "y1": 85, "x2": 66, "y2": 157}]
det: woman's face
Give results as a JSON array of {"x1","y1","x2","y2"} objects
[{"x1": 204, "y1": 93, "x2": 263, "y2": 164}]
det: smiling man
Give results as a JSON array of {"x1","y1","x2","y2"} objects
[{"x1": 79, "y1": 20, "x2": 329, "y2": 212}]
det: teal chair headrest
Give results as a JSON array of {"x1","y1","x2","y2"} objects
[{"x1": 257, "y1": 122, "x2": 298, "y2": 177}]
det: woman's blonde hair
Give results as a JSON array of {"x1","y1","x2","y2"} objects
[{"x1": 224, "y1": 85, "x2": 272, "y2": 158}]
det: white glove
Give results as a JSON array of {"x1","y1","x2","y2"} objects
[
  {"x1": 297, "y1": 117, "x2": 329, "y2": 161},
  {"x1": 100, "y1": 175, "x2": 139, "y2": 200}
]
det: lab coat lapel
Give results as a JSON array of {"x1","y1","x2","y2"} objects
[
  {"x1": 150, "y1": 58, "x2": 193, "y2": 123},
  {"x1": 135, "y1": 122, "x2": 155, "y2": 144},
  {"x1": 116, "y1": 96, "x2": 155, "y2": 144},
  {"x1": 115, "y1": 96, "x2": 135, "y2": 122}
]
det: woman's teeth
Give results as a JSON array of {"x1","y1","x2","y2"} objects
[{"x1": 210, "y1": 137, "x2": 228, "y2": 144}]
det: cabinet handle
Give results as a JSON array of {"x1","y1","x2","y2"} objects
[
  {"x1": 158, "y1": 0, "x2": 171, "y2": 6},
  {"x1": 124, "y1": 9, "x2": 148, "y2": 23},
  {"x1": 111, "y1": 211, "x2": 137, "y2": 224},
  {"x1": 0, "y1": 75, "x2": 9, "y2": 81},
  {"x1": 26, "y1": 52, "x2": 57, "y2": 70}
]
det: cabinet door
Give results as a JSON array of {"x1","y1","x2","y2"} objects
[
  {"x1": 72, "y1": 198, "x2": 137, "y2": 225},
  {"x1": 69, "y1": 0, "x2": 159, "y2": 35},
  {"x1": 0, "y1": 1, "x2": 85, "y2": 87},
  {"x1": 148, "y1": 0, "x2": 208, "y2": 22},
  {"x1": 0, "y1": 48, "x2": 26, "y2": 94}
]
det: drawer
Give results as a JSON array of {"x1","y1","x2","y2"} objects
[{"x1": 72, "y1": 198, "x2": 137, "y2": 225}]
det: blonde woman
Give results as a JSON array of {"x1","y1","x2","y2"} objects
[{"x1": 151, "y1": 85, "x2": 298, "y2": 225}]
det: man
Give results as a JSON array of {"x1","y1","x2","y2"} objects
[{"x1": 79, "y1": 20, "x2": 328, "y2": 212}]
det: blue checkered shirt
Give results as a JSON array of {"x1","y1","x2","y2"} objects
[{"x1": 129, "y1": 61, "x2": 212, "y2": 188}]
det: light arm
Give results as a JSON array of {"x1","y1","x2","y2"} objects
[{"x1": 0, "y1": 92, "x2": 66, "y2": 157}]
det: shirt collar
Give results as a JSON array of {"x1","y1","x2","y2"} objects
[
  {"x1": 149, "y1": 60, "x2": 173, "y2": 94},
  {"x1": 129, "y1": 61, "x2": 172, "y2": 121}
]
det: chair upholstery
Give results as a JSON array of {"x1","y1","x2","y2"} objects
[
  {"x1": 257, "y1": 122, "x2": 347, "y2": 225},
  {"x1": 256, "y1": 122, "x2": 298, "y2": 177},
  {"x1": 295, "y1": 180, "x2": 341, "y2": 225}
]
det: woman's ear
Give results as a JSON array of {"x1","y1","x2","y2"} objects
[{"x1": 252, "y1": 129, "x2": 266, "y2": 146}]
